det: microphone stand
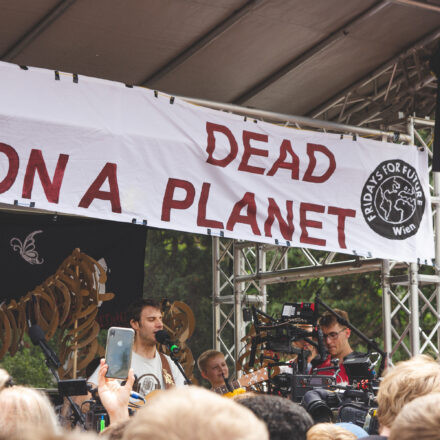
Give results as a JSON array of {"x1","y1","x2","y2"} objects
[
  {"x1": 168, "y1": 350, "x2": 192, "y2": 385},
  {"x1": 46, "y1": 359, "x2": 86, "y2": 429},
  {"x1": 222, "y1": 372, "x2": 233, "y2": 392},
  {"x1": 28, "y1": 325, "x2": 86, "y2": 429}
]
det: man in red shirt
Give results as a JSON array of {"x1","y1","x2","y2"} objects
[{"x1": 315, "y1": 309, "x2": 354, "y2": 383}]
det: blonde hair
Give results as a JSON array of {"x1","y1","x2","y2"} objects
[
  {"x1": 6, "y1": 425, "x2": 99, "y2": 440},
  {"x1": 197, "y1": 349, "x2": 224, "y2": 373},
  {"x1": 307, "y1": 423, "x2": 356, "y2": 440},
  {"x1": 123, "y1": 386, "x2": 268, "y2": 440},
  {"x1": 100, "y1": 419, "x2": 130, "y2": 440},
  {"x1": 389, "y1": 393, "x2": 440, "y2": 440},
  {"x1": 0, "y1": 385, "x2": 60, "y2": 437},
  {"x1": 377, "y1": 354, "x2": 440, "y2": 429},
  {"x1": 3, "y1": 427, "x2": 99, "y2": 440}
]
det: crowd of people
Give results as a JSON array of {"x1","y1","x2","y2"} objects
[{"x1": 1, "y1": 299, "x2": 440, "y2": 440}]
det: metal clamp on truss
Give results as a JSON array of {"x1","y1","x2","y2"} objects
[
  {"x1": 207, "y1": 228, "x2": 224, "y2": 237},
  {"x1": 352, "y1": 249, "x2": 372, "y2": 258},
  {"x1": 274, "y1": 238, "x2": 291, "y2": 247}
]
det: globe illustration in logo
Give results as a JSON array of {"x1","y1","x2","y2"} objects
[{"x1": 374, "y1": 176, "x2": 417, "y2": 224}]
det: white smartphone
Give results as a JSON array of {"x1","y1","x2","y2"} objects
[{"x1": 105, "y1": 327, "x2": 135, "y2": 379}]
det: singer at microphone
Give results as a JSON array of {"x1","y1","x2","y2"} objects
[{"x1": 87, "y1": 298, "x2": 187, "y2": 397}]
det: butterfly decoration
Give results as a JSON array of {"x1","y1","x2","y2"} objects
[{"x1": 10, "y1": 230, "x2": 44, "y2": 265}]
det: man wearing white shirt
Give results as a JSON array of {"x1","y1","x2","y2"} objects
[{"x1": 89, "y1": 298, "x2": 185, "y2": 397}]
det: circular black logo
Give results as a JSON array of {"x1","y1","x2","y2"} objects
[{"x1": 361, "y1": 160, "x2": 425, "y2": 240}]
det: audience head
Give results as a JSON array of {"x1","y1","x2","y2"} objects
[
  {"x1": 238, "y1": 394, "x2": 313, "y2": 440},
  {"x1": 377, "y1": 354, "x2": 440, "y2": 431},
  {"x1": 101, "y1": 419, "x2": 130, "y2": 440},
  {"x1": 197, "y1": 349, "x2": 229, "y2": 388},
  {"x1": 306, "y1": 423, "x2": 356, "y2": 440},
  {"x1": 389, "y1": 392, "x2": 440, "y2": 440},
  {"x1": 0, "y1": 385, "x2": 60, "y2": 437},
  {"x1": 1, "y1": 427, "x2": 99, "y2": 440},
  {"x1": 123, "y1": 385, "x2": 268, "y2": 440}
]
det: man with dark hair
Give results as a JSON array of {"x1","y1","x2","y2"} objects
[
  {"x1": 315, "y1": 309, "x2": 355, "y2": 383},
  {"x1": 89, "y1": 298, "x2": 185, "y2": 397},
  {"x1": 238, "y1": 394, "x2": 313, "y2": 440}
]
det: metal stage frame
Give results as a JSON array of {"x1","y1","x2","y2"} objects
[{"x1": 201, "y1": 100, "x2": 438, "y2": 374}]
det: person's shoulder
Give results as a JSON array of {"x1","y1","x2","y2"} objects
[{"x1": 158, "y1": 351, "x2": 172, "y2": 361}]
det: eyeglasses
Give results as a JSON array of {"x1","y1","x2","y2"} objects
[{"x1": 323, "y1": 328, "x2": 347, "y2": 340}]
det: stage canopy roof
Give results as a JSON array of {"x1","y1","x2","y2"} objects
[{"x1": 0, "y1": 0, "x2": 439, "y2": 132}]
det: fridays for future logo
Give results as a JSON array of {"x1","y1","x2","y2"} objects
[{"x1": 361, "y1": 160, "x2": 425, "y2": 240}]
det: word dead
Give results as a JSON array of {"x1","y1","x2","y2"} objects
[{"x1": 205, "y1": 122, "x2": 336, "y2": 182}]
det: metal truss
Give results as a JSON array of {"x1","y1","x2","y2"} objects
[
  {"x1": 212, "y1": 238, "x2": 267, "y2": 369},
  {"x1": 209, "y1": 103, "x2": 439, "y2": 373},
  {"x1": 309, "y1": 29, "x2": 440, "y2": 133},
  {"x1": 382, "y1": 117, "x2": 440, "y2": 363}
]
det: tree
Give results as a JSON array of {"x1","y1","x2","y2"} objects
[{"x1": 0, "y1": 334, "x2": 55, "y2": 387}]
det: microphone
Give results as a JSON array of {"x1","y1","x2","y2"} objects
[
  {"x1": 28, "y1": 324, "x2": 61, "y2": 368},
  {"x1": 222, "y1": 372, "x2": 233, "y2": 392},
  {"x1": 155, "y1": 329, "x2": 180, "y2": 354},
  {"x1": 316, "y1": 326, "x2": 328, "y2": 362}
]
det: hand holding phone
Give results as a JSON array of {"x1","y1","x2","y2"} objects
[
  {"x1": 105, "y1": 327, "x2": 135, "y2": 379},
  {"x1": 97, "y1": 359, "x2": 135, "y2": 425}
]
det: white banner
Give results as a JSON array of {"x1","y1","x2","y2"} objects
[{"x1": 0, "y1": 61, "x2": 434, "y2": 263}]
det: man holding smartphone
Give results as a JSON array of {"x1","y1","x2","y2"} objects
[{"x1": 89, "y1": 298, "x2": 186, "y2": 398}]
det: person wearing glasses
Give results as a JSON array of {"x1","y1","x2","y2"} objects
[{"x1": 314, "y1": 309, "x2": 359, "y2": 383}]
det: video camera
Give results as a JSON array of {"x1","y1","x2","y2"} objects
[
  {"x1": 281, "y1": 302, "x2": 317, "y2": 322},
  {"x1": 302, "y1": 382, "x2": 379, "y2": 434},
  {"x1": 248, "y1": 302, "x2": 382, "y2": 434},
  {"x1": 250, "y1": 302, "x2": 320, "y2": 356}
]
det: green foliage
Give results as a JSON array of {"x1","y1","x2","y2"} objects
[{"x1": 0, "y1": 334, "x2": 55, "y2": 387}]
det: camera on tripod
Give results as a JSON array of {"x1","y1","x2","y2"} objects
[{"x1": 248, "y1": 301, "x2": 383, "y2": 435}]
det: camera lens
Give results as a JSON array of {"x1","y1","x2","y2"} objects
[{"x1": 302, "y1": 389, "x2": 334, "y2": 423}]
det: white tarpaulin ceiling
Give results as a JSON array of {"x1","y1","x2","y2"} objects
[{"x1": 0, "y1": 61, "x2": 434, "y2": 262}]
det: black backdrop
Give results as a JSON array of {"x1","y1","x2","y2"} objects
[{"x1": 0, "y1": 210, "x2": 147, "y2": 328}]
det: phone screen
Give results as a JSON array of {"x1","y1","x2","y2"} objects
[{"x1": 105, "y1": 327, "x2": 135, "y2": 379}]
